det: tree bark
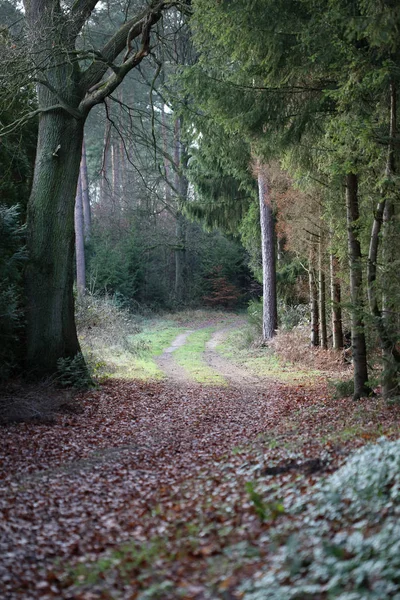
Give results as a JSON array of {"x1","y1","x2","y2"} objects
[
  {"x1": 75, "y1": 172, "x2": 86, "y2": 297},
  {"x1": 309, "y1": 247, "x2": 319, "y2": 347},
  {"x1": 162, "y1": 102, "x2": 172, "y2": 205},
  {"x1": 258, "y1": 168, "x2": 277, "y2": 340},
  {"x1": 23, "y1": 0, "x2": 85, "y2": 375},
  {"x1": 367, "y1": 81, "x2": 400, "y2": 398},
  {"x1": 80, "y1": 138, "x2": 91, "y2": 241},
  {"x1": 174, "y1": 117, "x2": 189, "y2": 304},
  {"x1": 175, "y1": 212, "x2": 187, "y2": 303},
  {"x1": 345, "y1": 173, "x2": 371, "y2": 399},
  {"x1": 330, "y1": 254, "x2": 343, "y2": 350},
  {"x1": 25, "y1": 109, "x2": 85, "y2": 374},
  {"x1": 318, "y1": 241, "x2": 328, "y2": 349},
  {"x1": 100, "y1": 120, "x2": 111, "y2": 208},
  {"x1": 22, "y1": 0, "x2": 169, "y2": 376}
]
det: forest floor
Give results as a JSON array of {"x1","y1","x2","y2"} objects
[{"x1": 1, "y1": 312, "x2": 400, "y2": 599}]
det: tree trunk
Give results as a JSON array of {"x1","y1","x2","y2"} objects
[
  {"x1": 381, "y1": 199, "x2": 398, "y2": 397},
  {"x1": 80, "y1": 138, "x2": 91, "y2": 241},
  {"x1": 100, "y1": 120, "x2": 111, "y2": 207},
  {"x1": 258, "y1": 168, "x2": 277, "y2": 340},
  {"x1": 22, "y1": 0, "x2": 169, "y2": 378},
  {"x1": 309, "y1": 247, "x2": 319, "y2": 347},
  {"x1": 25, "y1": 110, "x2": 85, "y2": 375},
  {"x1": 367, "y1": 81, "x2": 400, "y2": 398},
  {"x1": 330, "y1": 254, "x2": 343, "y2": 350},
  {"x1": 162, "y1": 102, "x2": 172, "y2": 204},
  {"x1": 345, "y1": 173, "x2": 371, "y2": 399},
  {"x1": 75, "y1": 172, "x2": 86, "y2": 298},
  {"x1": 174, "y1": 117, "x2": 189, "y2": 304},
  {"x1": 175, "y1": 212, "x2": 186, "y2": 303},
  {"x1": 318, "y1": 241, "x2": 328, "y2": 349}
]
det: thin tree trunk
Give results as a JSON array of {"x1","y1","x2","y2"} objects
[
  {"x1": 309, "y1": 247, "x2": 319, "y2": 347},
  {"x1": 111, "y1": 139, "x2": 118, "y2": 210},
  {"x1": 382, "y1": 199, "x2": 398, "y2": 397},
  {"x1": 119, "y1": 138, "x2": 127, "y2": 205},
  {"x1": 258, "y1": 167, "x2": 277, "y2": 340},
  {"x1": 319, "y1": 241, "x2": 328, "y2": 349},
  {"x1": 80, "y1": 138, "x2": 91, "y2": 241},
  {"x1": 100, "y1": 120, "x2": 111, "y2": 207},
  {"x1": 162, "y1": 103, "x2": 172, "y2": 204},
  {"x1": 75, "y1": 172, "x2": 86, "y2": 297},
  {"x1": 175, "y1": 212, "x2": 186, "y2": 303},
  {"x1": 174, "y1": 117, "x2": 189, "y2": 303},
  {"x1": 345, "y1": 172, "x2": 371, "y2": 399},
  {"x1": 367, "y1": 81, "x2": 400, "y2": 398},
  {"x1": 330, "y1": 254, "x2": 343, "y2": 350}
]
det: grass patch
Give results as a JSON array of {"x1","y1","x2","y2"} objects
[
  {"x1": 77, "y1": 298, "x2": 185, "y2": 380},
  {"x1": 217, "y1": 329, "x2": 321, "y2": 384},
  {"x1": 112, "y1": 322, "x2": 185, "y2": 380},
  {"x1": 174, "y1": 327, "x2": 227, "y2": 385}
]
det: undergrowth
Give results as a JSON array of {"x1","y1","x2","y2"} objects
[
  {"x1": 217, "y1": 329, "x2": 322, "y2": 384},
  {"x1": 76, "y1": 294, "x2": 187, "y2": 380},
  {"x1": 243, "y1": 439, "x2": 400, "y2": 600}
]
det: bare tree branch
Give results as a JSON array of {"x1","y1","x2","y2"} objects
[
  {"x1": 0, "y1": 105, "x2": 80, "y2": 136},
  {"x1": 80, "y1": 1, "x2": 171, "y2": 94},
  {"x1": 69, "y1": 0, "x2": 99, "y2": 36}
]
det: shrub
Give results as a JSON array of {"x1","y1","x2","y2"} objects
[
  {"x1": 247, "y1": 299, "x2": 263, "y2": 334},
  {"x1": 0, "y1": 204, "x2": 26, "y2": 380},
  {"x1": 57, "y1": 353, "x2": 93, "y2": 389},
  {"x1": 328, "y1": 378, "x2": 355, "y2": 399},
  {"x1": 75, "y1": 292, "x2": 143, "y2": 380},
  {"x1": 278, "y1": 301, "x2": 309, "y2": 331},
  {"x1": 202, "y1": 265, "x2": 242, "y2": 309}
]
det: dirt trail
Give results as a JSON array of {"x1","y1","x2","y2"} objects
[
  {"x1": 204, "y1": 327, "x2": 266, "y2": 387},
  {"x1": 155, "y1": 329, "x2": 197, "y2": 384},
  {"x1": 156, "y1": 320, "x2": 266, "y2": 387}
]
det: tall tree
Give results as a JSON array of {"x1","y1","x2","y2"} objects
[
  {"x1": 256, "y1": 163, "x2": 277, "y2": 340},
  {"x1": 4, "y1": 0, "x2": 185, "y2": 375}
]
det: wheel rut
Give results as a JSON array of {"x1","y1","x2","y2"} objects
[{"x1": 155, "y1": 321, "x2": 266, "y2": 388}]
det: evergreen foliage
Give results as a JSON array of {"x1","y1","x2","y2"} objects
[{"x1": 0, "y1": 205, "x2": 26, "y2": 380}]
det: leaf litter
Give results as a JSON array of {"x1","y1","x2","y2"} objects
[{"x1": 1, "y1": 372, "x2": 400, "y2": 599}]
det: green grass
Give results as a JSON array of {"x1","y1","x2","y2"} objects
[
  {"x1": 174, "y1": 327, "x2": 227, "y2": 385},
  {"x1": 91, "y1": 321, "x2": 184, "y2": 381},
  {"x1": 130, "y1": 322, "x2": 185, "y2": 357},
  {"x1": 216, "y1": 329, "x2": 321, "y2": 384}
]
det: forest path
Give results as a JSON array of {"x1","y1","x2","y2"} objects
[
  {"x1": 155, "y1": 317, "x2": 265, "y2": 387},
  {"x1": 204, "y1": 327, "x2": 265, "y2": 387},
  {"x1": 154, "y1": 329, "x2": 197, "y2": 385},
  {"x1": 2, "y1": 312, "x2": 396, "y2": 599}
]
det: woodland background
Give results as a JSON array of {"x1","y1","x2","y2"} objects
[{"x1": 1, "y1": 0, "x2": 400, "y2": 398}]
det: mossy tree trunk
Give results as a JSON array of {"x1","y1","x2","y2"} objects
[
  {"x1": 22, "y1": 0, "x2": 169, "y2": 377},
  {"x1": 25, "y1": 104, "x2": 85, "y2": 374},
  {"x1": 345, "y1": 173, "x2": 371, "y2": 399}
]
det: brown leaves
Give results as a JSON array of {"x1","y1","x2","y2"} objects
[{"x1": 1, "y1": 378, "x2": 400, "y2": 599}]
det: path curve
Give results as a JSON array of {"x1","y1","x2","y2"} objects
[
  {"x1": 156, "y1": 321, "x2": 267, "y2": 387},
  {"x1": 204, "y1": 327, "x2": 266, "y2": 388}
]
